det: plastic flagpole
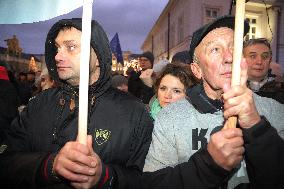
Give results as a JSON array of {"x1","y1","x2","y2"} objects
[{"x1": 78, "y1": 0, "x2": 94, "y2": 144}]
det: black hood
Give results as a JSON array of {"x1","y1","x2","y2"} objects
[{"x1": 45, "y1": 18, "x2": 112, "y2": 97}]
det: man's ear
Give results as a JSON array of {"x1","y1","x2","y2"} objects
[
  {"x1": 95, "y1": 58, "x2": 99, "y2": 66},
  {"x1": 190, "y1": 63, "x2": 202, "y2": 80},
  {"x1": 90, "y1": 47, "x2": 99, "y2": 66}
]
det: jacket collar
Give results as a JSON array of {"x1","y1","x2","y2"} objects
[{"x1": 186, "y1": 84, "x2": 223, "y2": 114}]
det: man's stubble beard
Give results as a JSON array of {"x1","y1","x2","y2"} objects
[{"x1": 59, "y1": 65, "x2": 100, "y2": 86}]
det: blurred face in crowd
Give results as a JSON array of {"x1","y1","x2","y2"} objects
[
  {"x1": 117, "y1": 84, "x2": 128, "y2": 92},
  {"x1": 27, "y1": 73, "x2": 35, "y2": 82},
  {"x1": 157, "y1": 74, "x2": 186, "y2": 107},
  {"x1": 54, "y1": 27, "x2": 99, "y2": 86},
  {"x1": 40, "y1": 75, "x2": 55, "y2": 91},
  {"x1": 243, "y1": 43, "x2": 271, "y2": 82},
  {"x1": 139, "y1": 57, "x2": 152, "y2": 71},
  {"x1": 191, "y1": 27, "x2": 234, "y2": 99},
  {"x1": 19, "y1": 74, "x2": 26, "y2": 82}
]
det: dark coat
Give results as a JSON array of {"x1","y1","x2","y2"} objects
[
  {"x1": 183, "y1": 84, "x2": 284, "y2": 189},
  {"x1": 0, "y1": 79, "x2": 19, "y2": 143},
  {"x1": 128, "y1": 71, "x2": 154, "y2": 104},
  {"x1": 0, "y1": 18, "x2": 153, "y2": 189},
  {"x1": 255, "y1": 80, "x2": 284, "y2": 104}
]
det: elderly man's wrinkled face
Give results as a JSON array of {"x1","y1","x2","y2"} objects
[
  {"x1": 243, "y1": 43, "x2": 271, "y2": 82},
  {"x1": 191, "y1": 27, "x2": 234, "y2": 99},
  {"x1": 54, "y1": 27, "x2": 99, "y2": 86}
]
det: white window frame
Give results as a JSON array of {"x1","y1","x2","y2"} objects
[
  {"x1": 203, "y1": 6, "x2": 221, "y2": 24},
  {"x1": 245, "y1": 14, "x2": 261, "y2": 40}
]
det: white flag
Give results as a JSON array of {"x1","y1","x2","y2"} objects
[{"x1": 0, "y1": 0, "x2": 83, "y2": 24}]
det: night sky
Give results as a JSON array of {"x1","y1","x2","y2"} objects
[{"x1": 0, "y1": 0, "x2": 168, "y2": 54}]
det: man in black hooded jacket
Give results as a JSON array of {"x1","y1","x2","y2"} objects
[{"x1": 0, "y1": 18, "x2": 154, "y2": 189}]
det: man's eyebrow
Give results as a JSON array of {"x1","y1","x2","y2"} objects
[
  {"x1": 54, "y1": 40, "x2": 76, "y2": 46},
  {"x1": 201, "y1": 41, "x2": 214, "y2": 48},
  {"x1": 63, "y1": 40, "x2": 77, "y2": 45},
  {"x1": 202, "y1": 41, "x2": 215, "y2": 48},
  {"x1": 248, "y1": 51, "x2": 257, "y2": 54},
  {"x1": 201, "y1": 41, "x2": 216, "y2": 53},
  {"x1": 261, "y1": 51, "x2": 270, "y2": 54},
  {"x1": 248, "y1": 51, "x2": 270, "y2": 55}
]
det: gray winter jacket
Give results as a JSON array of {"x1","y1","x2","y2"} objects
[{"x1": 144, "y1": 85, "x2": 284, "y2": 188}]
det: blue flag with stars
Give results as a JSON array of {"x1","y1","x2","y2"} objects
[{"x1": 110, "y1": 33, "x2": 124, "y2": 65}]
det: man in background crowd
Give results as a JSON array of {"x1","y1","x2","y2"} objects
[
  {"x1": 243, "y1": 38, "x2": 284, "y2": 104},
  {"x1": 111, "y1": 74, "x2": 128, "y2": 92},
  {"x1": 144, "y1": 15, "x2": 284, "y2": 188},
  {"x1": 128, "y1": 51, "x2": 155, "y2": 103}
]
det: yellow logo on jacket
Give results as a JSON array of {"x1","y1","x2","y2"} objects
[
  {"x1": 94, "y1": 128, "x2": 111, "y2": 145},
  {"x1": 0, "y1": 144, "x2": 7, "y2": 154}
]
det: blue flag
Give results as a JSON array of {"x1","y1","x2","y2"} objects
[{"x1": 110, "y1": 33, "x2": 124, "y2": 65}]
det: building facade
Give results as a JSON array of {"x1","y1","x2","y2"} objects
[
  {"x1": 0, "y1": 47, "x2": 43, "y2": 74},
  {"x1": 141, "y1": 0, "x2": 284, "y2": 69}
]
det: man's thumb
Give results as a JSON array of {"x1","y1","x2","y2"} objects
[{"x1": 87, "y1": 135, "x2": 95, "y2": 155}]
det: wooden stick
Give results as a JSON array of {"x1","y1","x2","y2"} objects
[
  {"x1": 225, "y1": 0, "x2": 246, "y2": 129},
  {"x1": 78, "y1": 0, "x2": 94, "y2": 145}
]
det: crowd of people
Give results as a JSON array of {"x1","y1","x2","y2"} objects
[
  {"x1": 0, "y1": 14, "x2": 284, "y2": 189},
  {"x1": 0, "y1": 61, "x2": 57, "y2": 142}
]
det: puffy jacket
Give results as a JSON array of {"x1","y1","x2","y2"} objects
[{"x1": 0, "y1": 18, "x2": 153, "y2": 189}]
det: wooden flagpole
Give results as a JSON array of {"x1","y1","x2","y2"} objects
[
  {"x1": 78, "y1": 0, "x2": 94, "y2": 144},
  {"x1": 225, "y1": 0, "x2": 246, "y2": 129}
]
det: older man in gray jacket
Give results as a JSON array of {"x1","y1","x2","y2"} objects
[{"x1": 144, "y1": 15, "x2": 284, "y2": 189}]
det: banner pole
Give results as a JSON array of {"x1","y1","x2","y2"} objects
[
  {"x1": 78, "y1": 0, "x2": 94, "y2": 144},
  {"x1": 224, "y1": 0, "x2": 246, "y2": 129}
]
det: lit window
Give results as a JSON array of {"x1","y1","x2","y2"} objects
[{"x1": 245, "y1": 15, "x2": 259, "y2": 40}]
